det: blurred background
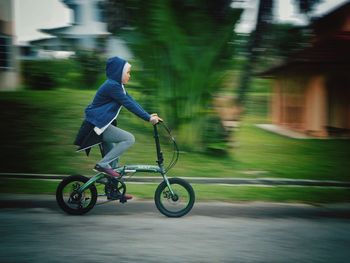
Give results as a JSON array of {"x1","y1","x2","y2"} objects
[{"x1": 0, "y1": 0, "x2": 349, "y2": 202}]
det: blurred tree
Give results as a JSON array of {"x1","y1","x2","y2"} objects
[
  {"x1": 253, "y1": 23, "x2": 312, "y2": 72},
  {"x1": 297, "y1": 0, "x2": 323, "y2": 15},
  {"x1": 236, "y1": 0, "x2": 322, "y2": 106},
  {"x1": 237, "y1": 0, "x2": 273, "y2": 105},
  {"x1": 21, "y1": 59, "x2": 78, "y2": 90},
  {"x1": 74, "y1": 50, "x2": 104, "y2": 87},
  {"x1": 104, "y1": 0, "x2": 242, "y2": 153}
]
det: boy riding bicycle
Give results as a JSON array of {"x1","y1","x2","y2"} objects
[{"x1": 74, "y1": 57, "x2": 162, "y2": 200}]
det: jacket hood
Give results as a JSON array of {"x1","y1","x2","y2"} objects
[{"x1": 106, "y1": 57, "x2": 127, "y2": 83}]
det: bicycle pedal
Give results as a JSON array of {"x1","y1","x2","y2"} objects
[{"x1": 119, "y1": 196, "x2": 128, "y2": 203}]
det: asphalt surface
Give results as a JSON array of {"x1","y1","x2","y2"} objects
[{"x1": 1, "y1": 195, "x2": 350, "y2": 262}]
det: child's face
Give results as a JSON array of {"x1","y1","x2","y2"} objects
[{"x1": 122, "y1": 63, "x2": 131, "y2": 84}]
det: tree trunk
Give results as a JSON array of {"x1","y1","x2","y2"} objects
[{"x1": 237, "y1": 0, "x2": 273, "y2": 106}]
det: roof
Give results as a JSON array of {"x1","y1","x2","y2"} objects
[
  {"x1": 29, "y1": 37, "x2": 59, "y2": 45},
  {"x1": 260, "y1": 33, "x2": 350, "y2": 76},
  {"x1": 311, "y1": 2, "x2": 350, "y2": 36},
  {"x1": 40, "y1": 25, "x2": 110, "y2": 37},
  {"x1": 260, "y1": 2, "x2": 350, "y2": 77}
]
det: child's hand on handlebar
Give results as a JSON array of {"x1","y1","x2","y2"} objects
[{"x1": 150, "y1": 113, "x2": 163, "y2": 125}]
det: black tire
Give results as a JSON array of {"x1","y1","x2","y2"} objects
[
  {"x1": 56, "y1": 175, "x2": 97, "y2": 215},
  {"x1": 155, "y1": 177, "x2": 195, "y2": 217}
]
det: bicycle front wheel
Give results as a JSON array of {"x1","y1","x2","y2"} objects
[{"x1": 155, "y1": 177, "x2": 195, "y2": 217}]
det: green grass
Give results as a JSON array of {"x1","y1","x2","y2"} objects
[
  {"x1": 1, "y1": 179, "x2": 349, "y2": 204},
  {"x1": 0, "y1": 88, "x2": 349, "y2": 202},
  {"x1": 128, "y1": 184, "x2": 350, "y2": 203},
  {"x1": 0, "y1": 89, "x2": 349, "y2": 181},
  {"x1": 234, "y1": 121, "x2": 350, "y2": 180}
]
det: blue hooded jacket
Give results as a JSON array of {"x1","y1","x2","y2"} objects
[{"x1": 85, "y1": 57, "x2": 151, "y2": 128}]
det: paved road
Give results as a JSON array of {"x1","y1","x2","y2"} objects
[{"x1": 1, "y1": 195, "x2": 350, "y2": 263}]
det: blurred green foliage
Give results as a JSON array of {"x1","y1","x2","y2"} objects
[
  {"x1": 0, "y1": 89, "x2": 349, "y2": 182},
  {"x1": 21, "y1": 59, "x2": 77, "y2": 90},
  {"x1": 74, "y1": 50, "x2": 104, "y2": 87},
  {"x1": 105, "y1": 0, "x2": 242, "y2": 153},
  {"x1": 21, "y1": 50, "x2": 104, "y2": 90},
  {"x1": 203, "y1": 113, "x2": 230, "y2": 156}
]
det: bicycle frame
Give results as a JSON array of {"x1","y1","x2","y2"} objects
[{"x1": 77, "y1": 124, "x2": 175, "y2": 196}]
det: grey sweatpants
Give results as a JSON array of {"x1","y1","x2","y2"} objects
[{"x1": 97, "y1": 125, "x2": 135, "y2": 169}]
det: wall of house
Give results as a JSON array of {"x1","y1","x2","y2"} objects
[
  {"x1": 272, "y1": 74, "x2": 329, "y2": 137},
  {"x1": 271, "y1": 80, "x2": 282, "y2": 124},
  {"x1": 0, "y1": 0, "x2": 12, "y2": 27},
  {"x1": 342, "y1": 14, "x2": 350, "y2": 31},
  {"x1": 272, "y1": 73, "x2": 307, "y2": 131},
  {"x1": 0, "y1": 0, "x2": 18, "y2": 91},
  {"x1": 326, "y1": 72, "x2": 350, "y2": 134},
  {"x1": 271, "y1": 72, "x2": 350, "y2": 138},
  {"x1": 304, "y1": 75, "x2": 328, "y2": 136},
  {"x1": 268, "y1": 3, "x2": 350, "y2": 138}
]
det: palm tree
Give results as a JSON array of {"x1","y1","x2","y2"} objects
[{"x1": 104, "y1": 0, "x2": 242, "y2": 153}]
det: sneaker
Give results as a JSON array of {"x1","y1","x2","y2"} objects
[
  {"x1": 94, "y1": 164, "x2": 121, "y2": 178},
  {"x1": 123, "y1": 194, "x2": 133, "y2": 200},
  {"x1": 119, "y1": 194, "x2": 133, "y2": 203}
]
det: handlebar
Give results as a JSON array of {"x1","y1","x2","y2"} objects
[{"x1": 153, "y1": 122, "x2": 179, "y2": 173}]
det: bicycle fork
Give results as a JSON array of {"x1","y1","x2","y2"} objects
[
  {"x1": 154, "y1": 124, "x2": 175, "y2": 196},
  {"x1": 161, "y1": 170, "x2": 175, "y2": 196}
]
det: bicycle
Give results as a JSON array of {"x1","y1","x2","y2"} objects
[{"x1": 56, "y1": 122, "x2": 195, "y2": 217}]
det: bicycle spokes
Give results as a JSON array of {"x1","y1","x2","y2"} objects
[
  {"x1": 161, "y1": 185, "x2": 189, "y2": 209},
  {"x1": 63, "y1": 181, "x2": 94, "y2": 209}
]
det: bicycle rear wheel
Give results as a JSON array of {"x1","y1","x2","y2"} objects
[
  {"x1": 155, "y1": 177, "x2": 195, "y2": 217},
  {"x1": 56, "y1": 175, "x2": 97, "y2": 215}
]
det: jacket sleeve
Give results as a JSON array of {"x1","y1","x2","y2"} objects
[{"x1": 109, "y1": 84, "x2": 151, "y2": 121}]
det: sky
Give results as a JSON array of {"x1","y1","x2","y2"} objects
[
  {"x1": 234, "y1": 0, "x2": 349, "y2": 33},
  {"x1": 13, "y1": 0, "x2": 350, "y2": 44}
]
